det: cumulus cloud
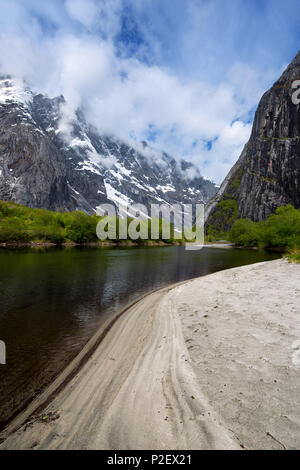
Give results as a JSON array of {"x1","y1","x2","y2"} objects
[
  {"x1": 0, "y1": 0, "x2": 286, "y2": 183},
  {"x1": 65, "y1": 0, "x2": 122, "y2": 35},
  {"x1": 65, "y1": 0, "x2": 100, "y2": 27}
]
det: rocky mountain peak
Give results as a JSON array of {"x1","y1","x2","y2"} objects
[
  {"x1": 0, "y1": 76, "x2": 217, "y2": 215},
  {"x1": 0, "y1": 76, "x2": 32, "y2": 107},
  {"x1": 205, "y1": 50, "x2": 300, "y2": 231}
]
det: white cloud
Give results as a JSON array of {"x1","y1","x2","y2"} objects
[
  {"x1": 65, "y1": 0, "x2": 99, "y2": 27},
  {"x1": 203, "y1": 121, "x2": 252, "y2": 182},
  {"x1": 0, "y1": 0, "x2": 283, "y2": 184},
  {"x1": 65, "y1": 0, "x2": 122, "y2": 34}
]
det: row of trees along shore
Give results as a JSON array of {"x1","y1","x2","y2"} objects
[
  {"x1": 0, "y1": 200, "x2": 180, "y2": 245},
  {"x1": 0, "y1": 200, "x2": 299, "y2": 261},
  {"x1": 207, "y1": 204, "x2": 300, "y2": 262}
]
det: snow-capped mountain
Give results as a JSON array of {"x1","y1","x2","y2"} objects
[{"x1": 0, "y1": 75, "x2": 217, "y2": 214}]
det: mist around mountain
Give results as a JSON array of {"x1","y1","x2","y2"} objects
[{"x1": 0, "y1": 75, "x2": 217, "y2": 216}]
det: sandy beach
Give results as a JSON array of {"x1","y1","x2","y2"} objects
[{"x1": 1, "y1": 259, "x2": 299, "y2": 450}]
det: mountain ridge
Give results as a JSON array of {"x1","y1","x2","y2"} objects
[{"x1": 0, "y1": 75, "x2": 217, "y2": 215}]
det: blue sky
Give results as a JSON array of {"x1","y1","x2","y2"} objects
[{"x1": 0, "y1": 0, "x2": 299, "y2": 183}]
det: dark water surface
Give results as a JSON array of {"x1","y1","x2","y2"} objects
[{"x1": 0, "y1": 245, "x2": 280, "y2": 428}]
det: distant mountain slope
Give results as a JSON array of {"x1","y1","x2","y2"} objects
[
  {"x1": 0, "y1": 75, "x2": 217, "y2": 214},
  {"x1": 206, "y1": 51, "x2": 300, "y2": 231}
]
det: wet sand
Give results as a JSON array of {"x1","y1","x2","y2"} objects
[{"x1": 1, "y1": 259, "x2": 299, "y2": 450}]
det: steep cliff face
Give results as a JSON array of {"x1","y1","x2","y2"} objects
[
  {"x1": 0, "y1": 79, "x2": 76, "y2": 212},
  {"x1": 206, "y1": 51, "x2": 300, "y2": 231},
  {"x1": 0, "y1": 76, "x2": 217, "y2": 214}
]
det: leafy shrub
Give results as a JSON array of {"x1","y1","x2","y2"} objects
[
  {"x1": 0, "y1": 217, "x2": 30, "y2": 242},
  {"x1": 229, "y1": 205, "x2": 300, "y2": 249},
  {"x1": 64, "y1": 212, "x2": 98, "y2": 243},
  {"x1": 210, "y1": 199, "x2": 238, "y2": 230},
  {"x1": 261, "y1": 205, "x2": 300, "y2": 248},
  {"x1": 286, "y1": 248, "x2": 300, "y2": 263},
  {"x1": 229, "y1": 218, "x2": 262, "y2": 246}
]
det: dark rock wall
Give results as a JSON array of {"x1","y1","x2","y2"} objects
[{"x1": 206, "y1": 51, "x2": 300, "y2": 231}]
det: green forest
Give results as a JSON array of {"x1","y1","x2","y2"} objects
[
  {"x1": 206, "y1": 204, "x2": 299, "y2": 262},
  {"x1": 207, "y1": 204, "x2": 300, "y2": 262},
  {"x1": 0, "y1": 200, "x2": 178, "y2": 246},
  {"x1": 229, "y1": 205, "x2": 300, "y2": 247},
  {"x1": 0, "y1": 200, "x2": 300, "y2": 261}
]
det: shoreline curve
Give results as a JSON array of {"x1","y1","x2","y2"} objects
[
  {"x1": 0, "y1": 278, "x2": 189, "y2": 442},
  {"x1": 1, "y1": 259, "x2": 299, "y2": 450}
]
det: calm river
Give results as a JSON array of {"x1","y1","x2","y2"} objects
[{"x1": 0, "y1": 245, "x2": 280, "y2": 429}]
